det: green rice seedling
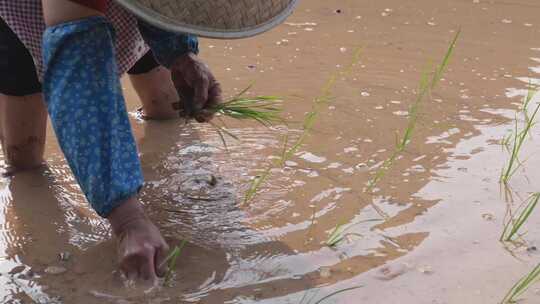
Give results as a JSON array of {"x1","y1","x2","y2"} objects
[
  {"x1": 242, "y1": 48, "x2": 363, "y2": 205},
  {"x1": 501, "y1": 132, "x2": 512, "y2": 152},
  {"x1": 213, "y1": 94, "x2": 283, "y2": 127},
  {"x1": 243, "y1": 132, "x2": 294, "y2": 203},
  {"x1": 176, "y1": 89, "x2": 283, "y2": 126},
  {"x1": 325, "y1": 219, "x2": 382, "y2": 247},
  {"x1": 500, "y1": 89, "x2": 539, "y2": 184},
  {"x1": 520, "y1": 85, "x2": 535, "y2": 124},
  {"x1": 211, "y1": 91, "x2": 284, "y2": 148},
  {"x1": 278, "y1": 48, "x2": 361, "y2": 163},
  {"x1": 326, "y1": 224, "x2": 349, "y2": 247},
  {"x1": 505, "y1": 89, "x2": 536, "y2": 155},
  {"x1": 311, "y1": 286, "x2": 363, "y2": 304},
  {"x1": 500, "y1": 192, "x2": 540, "y2": 242},
  {"x1": 430, "y1": 29, "x2": 461, "y2": 89},
  {"x1": 176, "y1": 84, "x2": 284, "y2": 149},
  {"x1": 501, "y1": 263, "x2": 540, "y2": 303},
  {"x1": 364, "y1": 71, "x2": 426, "y2": 192},
  {"x1": 160, "y1": 239, "x2": 187, "y2": 285},
  {"x1": 244, "y1": 170, "x2": 272, "y2": 204},
  {"x1": 365, "y1": 30, "x2": 460, "y2": 192},
  {"x1": 299, "y1": 286, "x2": 363, "y2": 304},
  {"x1": 365, "y1": 150, "x2": 401, "y2": 192}
]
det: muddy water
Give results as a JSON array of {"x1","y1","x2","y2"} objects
[{"x1": 3, "y1": 0, "x2": 540, "y2": 303}]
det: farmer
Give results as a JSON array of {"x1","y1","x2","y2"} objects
[{"x1": 0, "y1": 0, "x2": 296, "y2": 283}]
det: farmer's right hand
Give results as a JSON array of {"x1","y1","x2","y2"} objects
[
  {"x1": 107, "y1": 197, "x2": 169, "y2": 283},
  {"x1": 170, "y1": 52, "x2": 222, "y2": 122}
]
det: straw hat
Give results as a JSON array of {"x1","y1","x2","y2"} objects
[{"x1": 114, "y1": 0, "x2": 299, "y2": 39}]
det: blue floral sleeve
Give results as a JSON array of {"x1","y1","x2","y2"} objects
[
  {"x1": 42, "y1": 16, "x2": 144, "y2": 217},
  {"x1": 136, "y1": 20, "x2": 199, "y2": 68}
]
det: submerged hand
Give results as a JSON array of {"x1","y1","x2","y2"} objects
[
  {"x1": 170, "y1": 52, "x2": 222, "y2": 122},
  {"x1": 107, "y1": 198, "x2": 169, "y2": 282}
]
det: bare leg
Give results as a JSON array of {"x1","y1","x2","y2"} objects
[
  {"x1": 0, "y1": 93, "x2": 47, "y2": 171},
  {"x1": 129, "y1": 66, "x2": 179, "y2": 120}
]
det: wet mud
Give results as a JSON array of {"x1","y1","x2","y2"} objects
[{"x1": 3, "y1": 0, "x2": 540, "y2": 303}]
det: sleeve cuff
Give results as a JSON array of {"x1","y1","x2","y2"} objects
[{"x1": 137, "y1": 20, "x2": 199, "y2": 68}]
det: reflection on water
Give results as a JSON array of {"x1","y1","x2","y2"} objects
[
  {"x1": 0, "y1": 161, "x2": 82, "y2": 303},
  {"x1": 3, "y1": 0, "x2": 540, "y2": 303}
]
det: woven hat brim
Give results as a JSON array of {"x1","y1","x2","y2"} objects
[{"x1": 114, "y1": 0, "x2": 299, "y2": 39}]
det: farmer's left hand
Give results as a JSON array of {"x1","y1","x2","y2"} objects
[
  {"x1": 170, "y1": 52, "x2": 222, "y2": 122},
  {"x1": 107, "y1": 198, "x2": 169, "y2": 283}
]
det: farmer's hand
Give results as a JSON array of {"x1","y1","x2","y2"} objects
[
  {"x1": 107, "y1": 197, "x2": 169, "y2": 283},
  {"x1": 170, "y1": 52, "x2": 222, "y2": 122}
]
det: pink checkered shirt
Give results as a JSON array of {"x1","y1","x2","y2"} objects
[{"x1": 0, "y1": 0, "x2": 149, "y2": 79}]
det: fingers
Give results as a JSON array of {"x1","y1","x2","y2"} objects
[
  {"x1": 192, "y1": 74, "x2": 210, "y2": 113},
  {"x1": 207, "y1": 77, "x2": 223, "y2": 109},
  {"x1": 120, "y1": 253, "x2": 141, "y2": 282},
  {"x1": 120, "y1": 242, "x2": 169, "y2": 283},
  {"x1": 139, "y1": 247, "x2": 158, "y2": 282},
  {"x1": 120, "y1": 247, "x2": 158, "y2": 283},
  {"x1": 114, "y1": 216, "x2": 169, "y2": 285},
  {"x1": 171, "y1": 54, "x2": 220, "y2": 121},
  {"x1": 155, "y1": 242, "x2": 170, "y2": 278},
  {"x1": 171, "y1": 73, "x2": 195, "y2": 115},
  {"x1": 194, "y1": 78, "x2": 222, "y2": 123}
]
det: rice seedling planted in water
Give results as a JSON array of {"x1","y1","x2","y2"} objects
[
  {"x1": 501, "y1": 263, "x2": 540, "y2": 303},
  {"x1": 365, "y1": 29, "x2": 460, "y2": 192},
  {"x1": 500, "y1": 192, "x2": 540, "y2": 243},
  {"x1": 160, "y1": 239, "x2": 187, "y2": 285},
  {"x1": 325, "y1": 219, "x2": 382, "y2": 247},
  {"x1": 326, "y1": 224, "x2": 355, "y2": 248},
  {"x1": 299, "y1": 286, "x2": 363, "y2": 304},
  {"x1": 242, "y1": 48, "x2": 363, "y2": 205},
  {"x1": 500, "y1": 88, "x2": 539, "y2": 184}
]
